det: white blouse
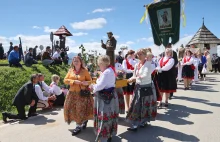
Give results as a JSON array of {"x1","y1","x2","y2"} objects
[
  {"x1": 181, "y1": 56, "x2": 194, "y2": 65},
  {"x1": 115, "y1": 62, "x2": 124, "y2": 72},
  {"x1": 157, "y1": 56, "x2": 174, "y2": 71},
  {"x1": 39, "y1": 81, "x2": 50, "y2": 94},
  {"x1": 93, "y1": 67, "x2": 115, "y2": 93},
  {"x1": 129, "y1": 58, "x2": 139, "y2": 68},
  {"x1": 122, "y1": 60, "x2": 133, "y2": 73},
  {"x1": 133, "y1": 61, "x2": 154, "y2": 85},
  {"x1": 50, "y1": 82, "x2": 62, "y2": 96},
  {"x1": 194, "y1": 58, "x2": 200, "y2": 67}
]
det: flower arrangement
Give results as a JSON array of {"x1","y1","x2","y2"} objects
[{"x1": 116, "y1": 70, "x2": 125, "y2": 80}]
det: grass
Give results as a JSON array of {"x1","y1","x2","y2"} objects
[{"x1": 0, "y1": 60, "x2": 69, "y2": 120}]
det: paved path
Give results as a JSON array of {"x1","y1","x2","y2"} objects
[{"x1": 1, "y1": 73, "x2": 220, "y2": 142}]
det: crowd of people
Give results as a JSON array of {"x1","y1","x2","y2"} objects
[
  {"x1": 0, "y1": 42, "x2": 69, "y2": 67},
  {"x1": 1, "y1": 41, "x2": 219, "y2": 142}
]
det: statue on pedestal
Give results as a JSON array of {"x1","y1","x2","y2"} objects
[{"x1": 101, "y1": 31, "x2": 117, "y2": 66}]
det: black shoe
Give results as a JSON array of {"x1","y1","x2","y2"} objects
[
  {"x1": 72, "y1": 126, "x2": 81, "y2": 136},
  {"x1": 20, "y1": 117, "x2": 28, "y2": 120},
  {"x1": 127, "y1": 127, "x2": 137, "y2": 131},
  {"x1": 2, "y1": 112, "x2": 7, "y2": 123},
  {"x1": 169, "y1": 96, "x2": 172, "y2": 100},
  {"x1": 28, "y1": 113, "x2": 39, "y2": 117},
  {"x1": 140, "y1": 122, "x2": 147, "y2": 128},
  {"x1": 164, "y1": 102, "x2": 168, "y2": 107},
  {"x1": 107, "y1": 137, "x2": 112, "y2": 142},
  {"x1": 82, "y1": 120, "x2": 88, "y2": 129}
]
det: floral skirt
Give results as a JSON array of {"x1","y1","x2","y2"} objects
[
  {"x1": 126, "y1": 84, "x2": 157, "y2": 126},
  {"x1": 116, "y1": 88, "x2": 125, "y2": 114},
  {"x1": 94, "y1": 90, "x2": 119, "y2": 142},
  {"x1": 64, "y1": 91, "x2": 94, "y2": 124}
]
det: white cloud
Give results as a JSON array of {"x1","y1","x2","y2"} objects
[
  {"x1": 137, "y1": 37, "x2": 153, "y2": 42},
  {"x1": 44, "y1": 26, "x2": 57, "y2": 33},
  {"x1": 72, "y1": 32, "x2": 88, "y2": 36},
  {"x1": 32, "y1": 26, "x2": 41, "y2": 29},
  {"x1": 92, "y1": 8, "x2": 113, "y2": 13},
  {"x1": 70, "y1": 18, "x2": 107, "y2": 30}
]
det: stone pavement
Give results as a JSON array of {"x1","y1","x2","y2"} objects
[{"x1": 1, "y1": 73, "x2": 220, "y2": 142}]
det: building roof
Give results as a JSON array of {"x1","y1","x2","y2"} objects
[
  {"x1": 187, "y1": 19, "x2": 220, "y2": 45},
  {"x1": 54, "y1": 25, "x2": 72, "y2": 36}
]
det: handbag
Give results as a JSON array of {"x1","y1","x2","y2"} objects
[
  {"x1": 75, "y1": 74, "x2": 91, "y2": 97},
  {"x1": 202, "y1": 65, "x2": 207, "y2": 74},
  {"x1": 139, "y1": 84, "x2": 153, "y2": 97},
  {"x1": 80, "y1": 86, "x2": 91, "y2": 97}
]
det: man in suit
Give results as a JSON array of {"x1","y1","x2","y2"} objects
[
  {"x1": 116, "y1": 51, "x2": 124, "y2": 64},
  {"x1": 161, "y1": 43, "x2": 178, "y2": 99},
  {"x1": 1, "y1": 74, "x2": 39, "y2": 123}
]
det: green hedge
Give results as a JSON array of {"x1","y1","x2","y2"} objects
[{"x1": 0, "y1": 60, "x2": 69, "y2": 119}]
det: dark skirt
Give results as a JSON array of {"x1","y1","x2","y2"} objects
[
  {"x1": 182, "y1": 65, "x2": 194, "y2": 79},
  {"x1": 126, "y1": 84, "x2": 157, "y2": 126},
  {"x1": 123, "y1": 73, "x2": 135, "y2": 95},
  {"x1": 152, "y1": 72, "x2": 162, "y2": 101},
  {"x1": 157, "y1": 67, "x2": 177, "y2": 93}
]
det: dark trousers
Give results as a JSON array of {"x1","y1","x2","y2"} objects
[
  {"x1": 0, "y1": 54, "x2": 3, "y2": 59},
  {"x1": 213, "y1": 64, "x2": 218, "y2": 73},
  {"x1": 9, "y1": 59, "x2": 22, "y2": 67},
  {"x1": 51, "y1": 93, "x2": 65, "y2": 106},
  {"x1": 6, "y1": 100, "x2": 38, "y2": 120}
]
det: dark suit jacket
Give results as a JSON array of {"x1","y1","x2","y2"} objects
[
  {"x1": 161, "y1": 50, "x2": 178, "y2": 67},
  {"x1": 12, "y1": 82, "x2": 38, "y2": 106}
]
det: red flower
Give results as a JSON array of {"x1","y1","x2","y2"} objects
[
  {"x1": 103, "y1": 113, "x2": 109, "y2": 121},
  {"x1": 145, "y1": 101, "x2": 150, "y2": 107},
  {"x1": 102, "y1": 127, "x2": 108, "y2": 137},
  {"x1": 152, "y1": 110, "x2": 157, "y2": 117},
  {"x1": 151, "y1": 100, "x2": 156, "y2": 106}
]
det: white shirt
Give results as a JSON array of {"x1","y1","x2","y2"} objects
[
  {"x1": 122, "y1": 60, "x2": 133, "y2": 73},
  {"x1": 133, "y1": 61, "x2": 154, "y2": 85},
  {"x1": 194, "y1": 57, "x2": 200, "y2": 67},
  {"x1": 93, "y1": 67, "x2": 115, "y2": 92},
  {"x1": 52, "y1": 51, "x2": 60, "y2": 59},
  {"x1": 115, "y1": 62, "x2": 124, "y2": 72},
  {"x1": 50, "y1": 82, "x2": 62, "y2": 95},
  {"x1": 156, "y1": 56, "x2": 174, "y2": 71},
  {"x1": 35, "y1": 84, "x2": 48, "y2": 101},
  {"x1": 129, "y1": 58, "x2": 138, "y2": 68},
  {"x1": 39, "y1": 81, "x2": 51, "y2": 94},
  {"x1": 181, "y1": 56, "x2": 194, "y2": 65}
]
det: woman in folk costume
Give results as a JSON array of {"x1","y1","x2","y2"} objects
[
  {"x1": 89, "y1": 55, "x2": 119, "y2": 142},
  {"x1": 122, "y1": 50, "x2": 136, "y2": 112},
  {"x1": 193, "y1": 53, "x2": 200, "y2": 83},
  {"x1": 156, "y1": 48, "x2": 177, "y2": 107},
  {"x1": 126, "y1": 49, "x2": 157, "y2": 131},
  {"x1": 115, "y1": 57, "x2": 125, "y2": 114},
  {"x1": 181, "y1": 49, "x2": 195, "y2": 90},
  {"x1": 63, "y1": 56, "x2": 94, "y2": 136},
  {"x1": 145, "y1": 48, "x2": 162, "y2": 102}
]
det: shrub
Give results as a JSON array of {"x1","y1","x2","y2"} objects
[{"x1": 0, "y1": 60, "x2": 69, "y2": 118}]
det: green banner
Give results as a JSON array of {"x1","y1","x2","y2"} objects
[{"x1": 148, "y1": 0, "x2": 181, "y2": 46}]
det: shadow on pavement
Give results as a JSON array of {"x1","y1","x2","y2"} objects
[
  {"x1": 118, "y1": 125, "x2": 200, "y2": 142},
  {"x1": 191, "y1": 84, "x2": 219, "y2": 92},
  {"x1": 156, "y1": 104, "x2": 212, "y2": 125},
  {"x1": 174, "y1": 96, "x2": 220, "y2": 108},
  {"x1": 19, "y1": 115, "x2": 56, "y2": 125}
]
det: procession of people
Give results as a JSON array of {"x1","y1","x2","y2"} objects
[{"x1": 1, "y1": 30, "x2": 219, "y2": 142}]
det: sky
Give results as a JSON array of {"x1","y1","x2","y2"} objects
[{"x1": 0, "y1": 0, "x2": 220, "y2": 55}]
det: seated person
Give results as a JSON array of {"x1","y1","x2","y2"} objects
[
  {"x1": 35, "y1": 75, "x2": 56, "y2": 109},
  {"x1": 8, "y1": 46, "x2": 22, "y2": 67},
  {"x1": 49, "y1": 74, "x2": 65, "y2": 106},
  {"x1": 42, "y1": 46, "x2": 54, "y2": 66},
  {"x1": 37, "y1": 73, "x2": 51, "y2": 96},
  {"x1": 60, "y1": 49, "x2": 69, "y2": 65},
  {"x1": 1, "y1": 74, "x2": 39, "y2": 123},
  {"x1": 24, "y1": 48, "x2": 38, "y2": 67},
  {"x1": 52, "y1": 48, "x2": 62, "y2": 65}
]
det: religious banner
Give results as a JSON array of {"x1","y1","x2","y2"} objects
[{"x1": 148, "y1": 0, "x2": 181, "y2": 46}]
